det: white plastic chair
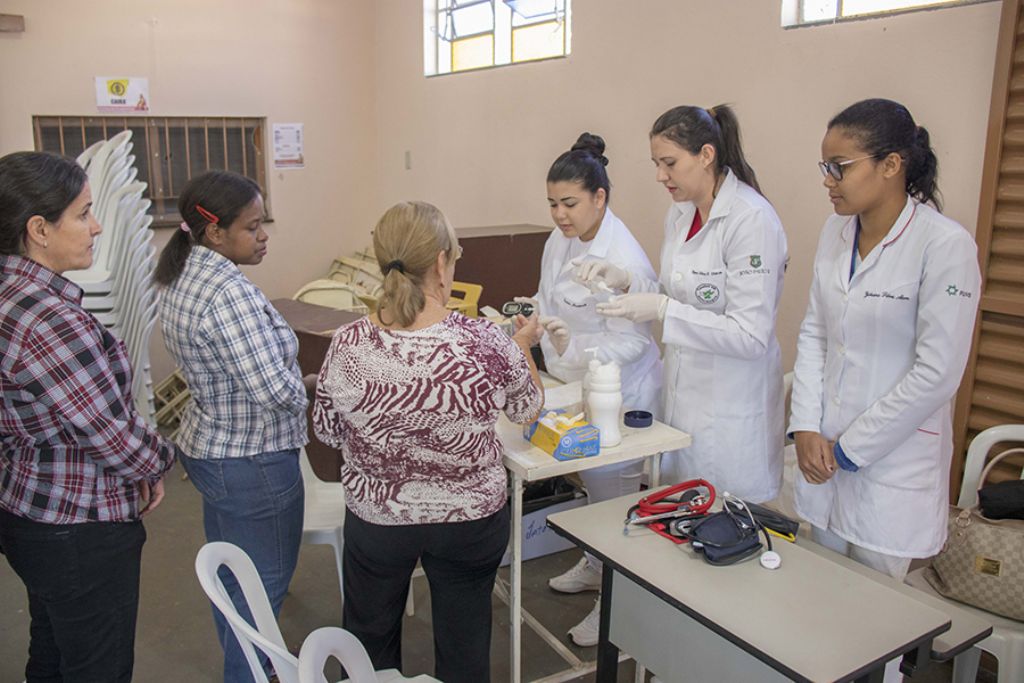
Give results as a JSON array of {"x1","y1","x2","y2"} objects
[
  {"x1": 294, "y1": 280, "x2": 369, "y2": 313},
  {"x1": 195, "y1": 542, "x2": 299, "y2": 683},
  {"x1": 298, "y1": 451, "x2": 418, "y2": 619},
  {"x1": 299, "y1": 449, "x2": 346, "y2": 619},
  {"x1": 298, "y1": 627, "x2": 439, "y2": 683},
  {"x1": 905, "y1": 424, "x2": 1024, "y2": 683}
]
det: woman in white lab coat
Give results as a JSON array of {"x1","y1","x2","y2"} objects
[
  {"x1": 789, "y1": 99, "x2": 981, "y2": 585},
  {"x1": 522, "y1": 133, "x2": 662, "y2": 647},
  {"x1": 584, "y1": 106, "x2": 787, "y2": 502}
]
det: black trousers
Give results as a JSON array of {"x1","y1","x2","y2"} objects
[
  {"x1": 342, "y1": 505, "x2": 510, "y2": 683},
  {"x1": 0, "y1": 508, "x2": 146, "y2": 683}
]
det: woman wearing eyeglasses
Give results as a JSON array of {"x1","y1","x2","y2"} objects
[
  {"x1": 579, "y1": 105, "x2": 788, "y2": 503},
  {"x1": 789, "y1": 99, "x2": 980, "y2": 596}
]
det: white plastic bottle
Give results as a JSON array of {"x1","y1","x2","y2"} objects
[
  {"x1": 582, "y1": 347, "x2": 601, "y2": 422},
  {"x1": 587, "y1": 360, "x2": 622, "y2": 448}
]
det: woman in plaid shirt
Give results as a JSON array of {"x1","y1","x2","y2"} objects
[
  {"x1": 0, "y1": 151, "x2": 178, "y2": 682},
  {"x1": 155, "y1": 171, "x2": 310, "y2": 683}
]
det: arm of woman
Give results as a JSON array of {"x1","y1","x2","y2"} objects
[
  {"x1": 311, "y1": 328, "x2": 349, "y2": 449},
  {"x1": 790, "y1": 237, "x2": 838, "y2": 484},
  {"x1": 661, "y1": 207, "x2": 786, "y2": 360},
  {"x1": 206, "y1": 282, "x2": 307, "y2": 413},
  {"x1": 834, "y1": 231, "x2": 981, "y2": 469},
  {"x1": 507, "y1": 317, "x2": 545, "y2": 425},
  {"x1": 16, "y1": 309, "x2": 177, "y2": 482}
]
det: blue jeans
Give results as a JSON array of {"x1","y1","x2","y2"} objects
[{"x1": 181, "y1": 449, "x2": 304, "y2": 683}]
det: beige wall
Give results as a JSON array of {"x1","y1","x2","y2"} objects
[
  {"x1": 0, "y1": 0, "x2": 1002, "y2": 379},
  {"x1": 372, "y1": 0, "x2": 1001, "y2": 370},
  {"x1": 0, "y1": 0, "x2": 379, "y2": 381}
]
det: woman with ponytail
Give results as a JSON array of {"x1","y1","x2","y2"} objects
[
  {"x1": 516, "y1": 132, "x2": 661, "y2": 646},
  {"x1": 156, "y1": 171, "x2": 310, "y2": 683},
  {"x1": 789, "y1": 99, "x2": 980, "y2": 611},
  {"x1": 579, "y1": 105, "x2": 788, "y2": 503},
  {"x1": 313, "y1": 201, "x2": 544, "y2": 682}
]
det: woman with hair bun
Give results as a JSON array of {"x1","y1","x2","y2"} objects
[
  {"x1": 313, "y1": 201, "x2": 544, "y2": 682},
  {"x1": 789, "y1": 99, "x2": 981, "y2": 589},
  {"x1": 518, "y1": 132, "x2": 661, "y2": 647},
  {"x1": 580, "y1": 105, "x2": 788, "y2": 504}
]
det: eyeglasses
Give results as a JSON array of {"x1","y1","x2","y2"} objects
[{"x1": 818, "y1": 155, "x2": 875, "y2": 181}]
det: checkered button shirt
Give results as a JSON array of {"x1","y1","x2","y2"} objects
[
  {"x1": 0, "y1": 255, "x2": 178, "y2": 524},
  {"x1": 158, "y1": 246, "x2": 308, "y2": 460}
]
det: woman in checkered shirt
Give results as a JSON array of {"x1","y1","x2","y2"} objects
[
  {"x1": 0, "y1": 151, "x2": 178, "y2": 682},
  {"x1": 155, "y1": 170, "x2": 310, "y2": 683}
]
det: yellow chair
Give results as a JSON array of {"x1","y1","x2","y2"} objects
[{"x1": 446, "y1": 281, "x2": 483, "y2": 317}]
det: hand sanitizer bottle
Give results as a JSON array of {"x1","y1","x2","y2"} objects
[
  {"x1": 587, "y1": 360, "x2": 622, "y2": 448},
  {"x1": 582, "y1": 347, "x2": 600, "y2": 422}
]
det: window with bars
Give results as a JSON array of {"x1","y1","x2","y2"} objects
[
  {"x1": 425, "y1": 0, "x2": 571, "y2": 76},
  {"x1": 32, "y1": 115, "x2": 270, "y2": 227},
  {"x1": 783, "y1": 0, "x2": 996, "y2": 26}
]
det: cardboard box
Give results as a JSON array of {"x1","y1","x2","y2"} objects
[{"x1": 500, "y1": 494, "x2": 587, "y2": 566}]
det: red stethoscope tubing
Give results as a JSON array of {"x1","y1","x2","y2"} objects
[{"x1": 631, "y1": 479, "x2": 716, "y2": 544}]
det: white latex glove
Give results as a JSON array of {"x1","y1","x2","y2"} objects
[
  {"x1": 596, "y1": 293, "x2": 669, "y2": 323},
  {"x1": 572, "y1": 258, "x2": 631, "y2": 292},
  {"x1": 539, "y1": 315, "x2": 571, "y2": 356}
]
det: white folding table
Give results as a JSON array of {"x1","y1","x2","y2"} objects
[{"x1": 548, "y1": 492, "x2": 955, "y2": 683}]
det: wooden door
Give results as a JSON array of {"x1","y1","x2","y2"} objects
[{"x1": 951, "y1": 0, "x2": 1024, "y2": 496}]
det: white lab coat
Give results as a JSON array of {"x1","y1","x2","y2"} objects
[
  {"x1": 633, "y1": 170, "x2": 787, "y2": 502},
  {"x1": 789, "y1": 197, "x2": 981, "y2": 557},
  {"x1": 535, "y1": 208, "x2": 662, "y2": 414}
]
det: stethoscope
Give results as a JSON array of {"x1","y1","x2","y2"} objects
[
  {"x1": 623, "y1": 479, "x2": 716, "y2": 544},
  {"x1": 678, "y1": 492, "x2": 781, "y2": 570}
]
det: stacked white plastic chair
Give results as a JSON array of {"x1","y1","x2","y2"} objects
[{"x1": 67, "y1": 131, "x2": 159, "y2": 424}]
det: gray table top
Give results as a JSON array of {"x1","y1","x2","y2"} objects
[{"x1": 548, "y1": 492, "x2": 952, "y2": 683}]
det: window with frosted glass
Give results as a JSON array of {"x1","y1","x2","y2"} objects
[
  {"x1": 784, "y1": 0, "x2": 994, "y2": 26},
  {"x1": 427, "y1": 0, "x2": 571, "y2": 76}
]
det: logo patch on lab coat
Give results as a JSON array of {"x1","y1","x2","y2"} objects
[
  {"x1": 695, "y1": 283, "x2": 720, "y2": 304},
  {"x1": 946, "y1": 284, "x2": 972, "y2": 298},
  {"x1": 750, "y1": 255, "x2": 761, "y2": 268}
]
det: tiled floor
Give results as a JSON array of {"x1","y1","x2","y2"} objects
[{"x1": 0, "y1": 468, "x2": 987, "y2": 682}]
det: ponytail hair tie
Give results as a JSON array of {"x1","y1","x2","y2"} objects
[
  {"x1": 179, "y1": 221, "x2": 192, "y2": 234},
  {"x1": 384, "y1": 260, "x2": 405, "y2": 275}
]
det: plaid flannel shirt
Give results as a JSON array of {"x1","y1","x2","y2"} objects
[
  {"x1": 0, "y1": 255, "x2": 177, "y2": 524},
  {"x1": 159, "y1": 247, "x2": 308, "y2": 460}
]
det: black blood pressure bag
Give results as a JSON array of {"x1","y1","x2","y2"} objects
[{"x1": 681, "y1": 510, "x2": 763, "y2": 566}]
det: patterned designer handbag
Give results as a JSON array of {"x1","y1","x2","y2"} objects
[{"x1": 925, "y1": 447, "x2": 1024, "y2": 621}]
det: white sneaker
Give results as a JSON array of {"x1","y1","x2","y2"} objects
[
  {"x1": 568, "y1": 598, "x2": 601, "y2": 647},
  {"x1": 548, "y1": 557, "x2": 601, "y2": 593}
]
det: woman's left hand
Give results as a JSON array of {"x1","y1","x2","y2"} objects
[
  {"x1": 139, "y1": 477, "x2": 166, "y2": 517},
  {"x1": 513, "y1": 313, "x2": 543, "y2": 347}
]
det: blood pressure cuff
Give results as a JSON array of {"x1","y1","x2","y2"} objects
[{"x1": 687, "y1": 511, "x2": 763, "y2": 566}]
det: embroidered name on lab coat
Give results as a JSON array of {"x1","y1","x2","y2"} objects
[{"x1": 864, "y1": 291, "x2": 912, "y2": 301}]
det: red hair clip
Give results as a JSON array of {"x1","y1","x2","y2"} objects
[{"x1": 195, "y1": 204, "x2": 220, "y2": 225}]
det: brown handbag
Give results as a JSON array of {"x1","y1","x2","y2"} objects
[{"x1": 925, "y1": 447, "x2": 1024, "y2": 621}]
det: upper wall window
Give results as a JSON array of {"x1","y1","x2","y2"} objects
[
  {"x1": 782, "y1": 0, "x2": 995, "y2": 26},
  {"x1": 424, "y1": 0, "x2": 571, "y2": 76}
]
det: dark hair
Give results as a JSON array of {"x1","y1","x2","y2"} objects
[
  {"x1": 547, "y1": 132, "x2": 611, "y2": 201},
  {"x1": 0, "y1": 151, "x2": 88, "y2": 256},
  {"x1": 154, "y1": 170, "x2": 262, "y2": 285},
  {"x1": 650, "y1": 104, "x2": 762, "y2": 194},
  {"x1": 828, "y1": 98, "x2": 941, "y2": 210}
]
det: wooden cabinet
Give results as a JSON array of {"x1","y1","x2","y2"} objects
[
  {"x1": 455, "y1": 224, "x2": 551, "y2": 310},
  {"x1": 272, "y1": 298, "x2": 360, "y2": 482}
]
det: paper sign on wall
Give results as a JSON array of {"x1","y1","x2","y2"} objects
[
  {"x1": 95, "y1": 77, "x2": 150, "y2": 113},
  {"x1": 273, "y1": 123, "x2": 305, "y2": 169}
]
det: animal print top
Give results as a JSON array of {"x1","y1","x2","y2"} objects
[{"x1": 313, "y1": 313, "x2": 542, "y2": 525}]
